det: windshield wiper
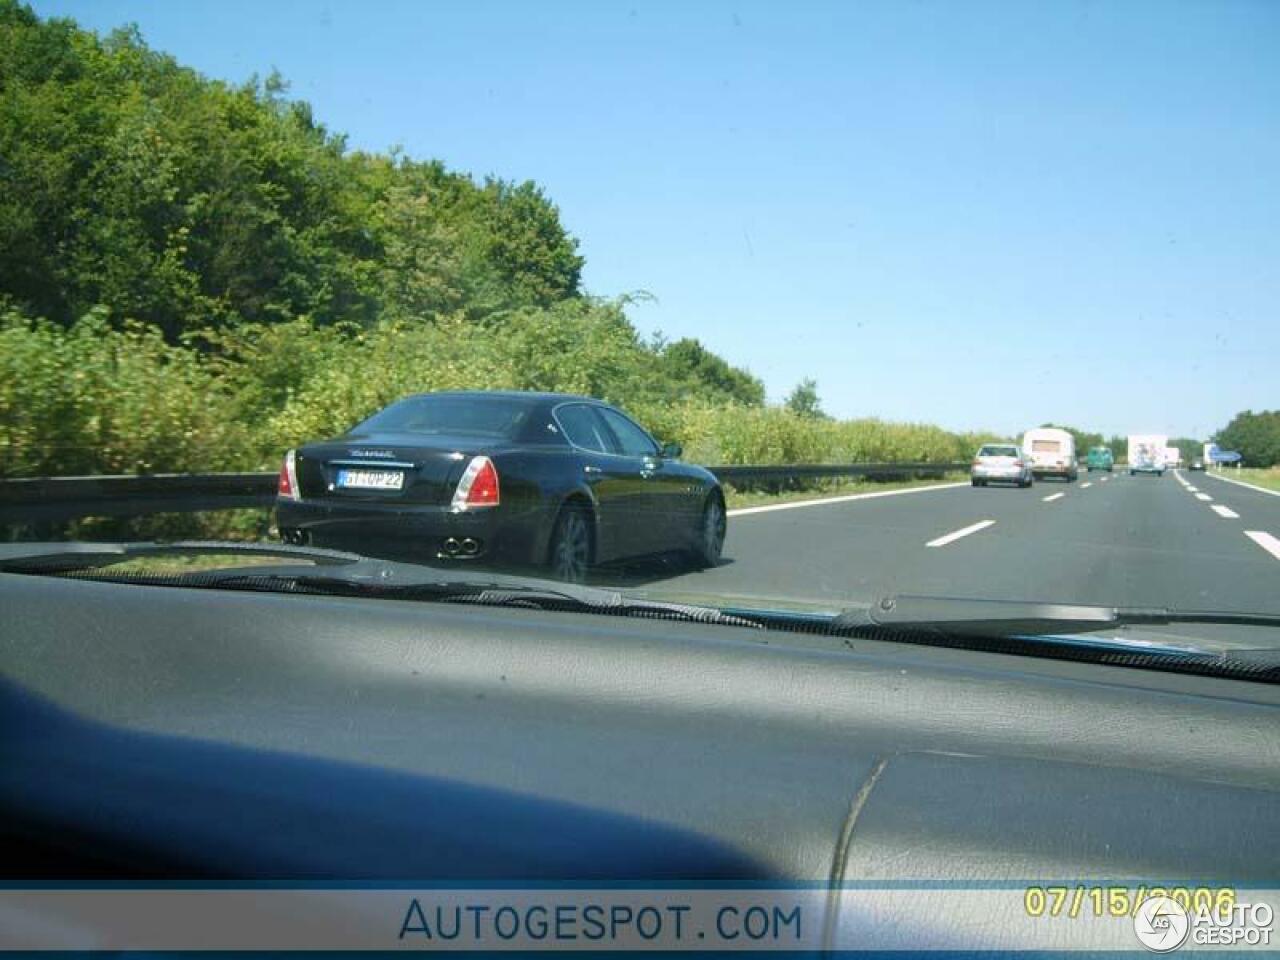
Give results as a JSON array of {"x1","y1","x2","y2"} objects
[
  {"x1": 0, "y1": 541, "x2": 762, "y2": 631},
  {"x1": 179, "y1": 571, "x2": 765, "y2": 629},
  {"x1": 833, "y1": 594, "x2": 1280, "y2": 637},
  {"x1": 0, "y1": 539, "x2": 364, "y2": 574}
]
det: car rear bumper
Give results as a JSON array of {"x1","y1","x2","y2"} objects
[
  {"x1": 972, "y1": 467, "x2": 1030, "y2": 483},
  {"x1": 276, "y1": 497, "x2": 510, "y2": 561},
  {"x1": 1031, "y1": 466, "x2": 1074, "y2": 477}
]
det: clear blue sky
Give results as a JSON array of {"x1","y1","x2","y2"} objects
[{"x1": 34, "y1": 0, "x2": 1279, "y2": 439}]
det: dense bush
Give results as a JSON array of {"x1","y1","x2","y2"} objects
[
  {"x1": 0, "y1": 307, "x2": 249, "y2": 475},
  {"x1": 1, "y1": 304, "x2": 994, "y2": 479}
]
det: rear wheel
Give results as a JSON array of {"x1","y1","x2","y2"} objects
[
  {"x1": 692, "y1": 495, "x2": 726, "y2": 569},
  {"x1": 548, "y1": 504, "x2": 593, "y2": 584}
]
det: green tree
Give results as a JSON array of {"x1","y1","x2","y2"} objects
[
  {"x1": 659, "y1": 338, "x2": 765, "y2": 406},
  {"x1": 785, "y1": 379, "x2": 825, "y2": 419},
  {"x1": 1215, "y1": 411, "x2": 1280, "y2": 468}
]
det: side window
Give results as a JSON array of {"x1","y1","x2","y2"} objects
[
  {"x1": 598, "y1": 408, "x2": 659, "y2": 458},
  {"x1": 555, "y1": 404, "x2": 610, "y2": 453}
]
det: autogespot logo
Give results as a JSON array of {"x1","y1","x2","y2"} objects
[{"x1": 1134, "y1": 897, "x2": 1191, "y2": 952}]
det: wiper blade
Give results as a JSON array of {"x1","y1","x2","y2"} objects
[
  {"x1": 833, "y1": 594, "x2": 1280, "y2": 638},
  {"x1": 0, "y1": 539, "x2": 363, "y2": 574},
  {"x1": 831, "y1": 595, "x2": 1280, "y2": 684},
  {"x1": 0, "y1": 542, "x2": 761, "y2": 631},
  {"x1": 180, "y1": 572, "x2": 764, "y2": 629}
]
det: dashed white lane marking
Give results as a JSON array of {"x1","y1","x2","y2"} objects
[
  {"x1": 727, "y1": 481, "x2": 966, "y2": 517},
  {"x1": 1195, "y1": 493, "x2": 1213, "y2": 502},
  {"x1": 1080, "y1": 482, "x2": 1093, "y2": 488},
  {"x1": 1186, "y1": 486, "x2": 1199, "y2": 493},
  {"x1": 926, "y1": 520, "x2": 996, "y2": 548},
  {"x1": 1212, "y1": 505, "x2": 1240, "y2": 519},
  {"x1": 1099, "y1": 477, "x2": 1109, "y2": 483},
  {"x1": 1042, "y1": 492, "x2": 1065, "y2": 502},
  {"x1": 1244, "y1": 531, "x2": 1280, "y2": 562}
]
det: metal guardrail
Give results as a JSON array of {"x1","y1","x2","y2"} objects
[
  {"x1": 0, "y1": 462, "x2": 966, "y2": 525},
  {"x1": 0, "y1": 473, "x2": 276, "y2": 525},
  {"x1": 710, "y1": 462, "x2": 964, "y2": 486}
]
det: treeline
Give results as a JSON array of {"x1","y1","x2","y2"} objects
[
  {"x1": 0, "y1": 2, "x2": 994, "y2": 480},
  {"x1": 1215, "y1": 411, "x2": 1280, "y2": 469}
]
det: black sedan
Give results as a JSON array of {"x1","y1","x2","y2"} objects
[{"x1": 275, "y1": 391, "x2": 727, "y2": 582}]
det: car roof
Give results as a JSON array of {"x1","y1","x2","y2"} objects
[{"x1": 400, "y1": 390, "x2": 603, "y2": 407}]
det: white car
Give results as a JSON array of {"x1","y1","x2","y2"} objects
[{"x1": 971, "y1": 444, "x2": 1034, "y2": 488}]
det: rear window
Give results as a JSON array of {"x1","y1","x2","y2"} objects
[
  {"x1": 979, "y1": 446, "x2": 1019, "y2": 457},
  {"x1": 353, "y1": 395, "x2": 533, "y2": 437},
  {"x1": 1031, "y1": 439, "x2": 1061, "y2": 453}
]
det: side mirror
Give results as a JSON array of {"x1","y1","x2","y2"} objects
[{"x1": 662, "y1": 442, "x2": 683, "y2": 459}]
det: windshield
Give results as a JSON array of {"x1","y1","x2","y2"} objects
[{"x1": 3, "y1": 0, "x2": 1279, "y2": 659}]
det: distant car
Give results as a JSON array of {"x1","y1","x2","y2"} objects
[
  {"x1": 1189, "y1": 459, "x2": 1206, "y2": 471},
  {"x1": 275, "y1": 391, "x2": 726, "y2": 582},
  {"x1": 1086, "y1": 446, "x2": 1114, "y2": 472},
  {"x1": 971, "y1": 444, "x2": 1034, "y2": 488}
]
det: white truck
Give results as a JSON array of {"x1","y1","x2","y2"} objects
[
  {"x1": 1021, "y1": 427, "x2": 1078, "y2": 482},
  {"x1": 1127, "y1": 435, "x2": 1168, "y2": 476},
  {"x1": 1163, "y1": 446, "x2": 1182, "y2": 469}
]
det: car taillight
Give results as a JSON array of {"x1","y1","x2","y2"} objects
[
  {"x1": 452, "y1": 456, "x2": 500, "y2": 511},
  {"x1": 972, "y1": 459, "x2": 982, "y2": 467},
  {"x1": 277, "y1": 449, "x2": 300, "y2": 501},
  {"x1": 1013, "y1": 460, "x2": 1024, "y2": 468}
]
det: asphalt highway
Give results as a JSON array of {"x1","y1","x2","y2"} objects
[{"x1": 636, "y1": 469, "x2": 1280, "y2": 617}]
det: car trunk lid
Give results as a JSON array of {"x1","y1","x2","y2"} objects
[{"x1": 295, "y1": 434, "x2": 501, "y2": 505}]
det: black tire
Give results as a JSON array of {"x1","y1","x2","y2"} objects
[
  {"x1": 547, "y1": 503, "x2": 593, "y2": 584},
  {"x1": 971, "y1": 478, "x2": 980, "y2": 487},
  {"x1": 692, "y1": 494, "x2": 726, "y2": 569}
]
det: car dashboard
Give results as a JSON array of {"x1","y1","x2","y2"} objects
[{"x1": 2, "y1": 570, "x2": 1279, "y2": 945}]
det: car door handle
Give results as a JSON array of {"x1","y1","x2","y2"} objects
[{"x1": 584, "y1": 464, "x2": 602, "y2": 475}]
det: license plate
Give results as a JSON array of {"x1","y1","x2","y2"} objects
[{"x1": 336, "y1": 468, "x2": 404, "y2": 491}]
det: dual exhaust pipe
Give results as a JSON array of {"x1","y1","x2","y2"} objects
[{"x1": 442, "y1": 537, "x2": 481, "y2": 557}]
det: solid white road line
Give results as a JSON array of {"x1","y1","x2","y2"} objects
[
  {"x1": 1211, "y1": 505, "x2": 1240, "y2": 519},
  {"x1": 1207, "y1": 472, "x2": 1280, "y2": 498},
  {"x1": 1195, "y1": 493, "x2": 1213, "y2": 501},
  {"x1": 1244, "y1": 530, "x2": 1280, "y2": 562},
  {"x1": 1042, "y1": 492, "x2": 1065, "y2": 502},
  {"x1": 727, "y1": 481, "x2": 966, "y2": 518},
  {"x1": 1080, "y1": 482, "x2": 1093, "y2": 489},
  {"x1": 926, "y1": 520, "x2": 995, "y2": 548}
]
